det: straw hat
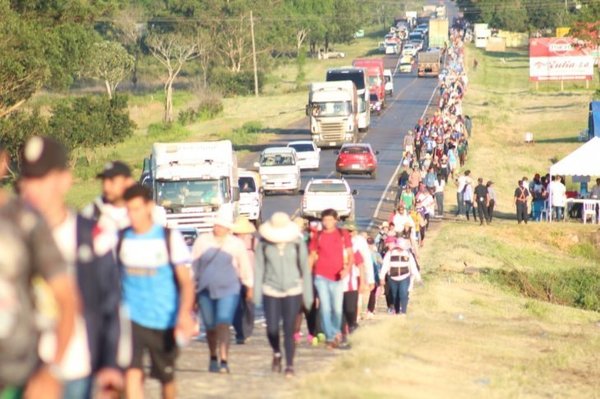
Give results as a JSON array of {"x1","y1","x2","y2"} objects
[
  {"x1": 232, "y1": 215, "x2": 256, "y2": 235},
  {"x1": 343, "y1": 220, "x2": 358, "y2": 232},
  {"x1": 259, "y1": 212, "x2": 300, "y2": 243},
  {"x1": 213, "y1": 209, "x2": 234, "y2": 230}
]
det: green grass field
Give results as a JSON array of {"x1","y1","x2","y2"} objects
[{"x1": 291, "y1": 45, "x2": 600, "y2": 398}]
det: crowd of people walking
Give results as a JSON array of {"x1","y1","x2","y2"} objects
[{"x1": 0, "y1": 29, "x2": 474, "y2": 399}]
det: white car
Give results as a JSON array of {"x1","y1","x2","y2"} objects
[
  {"x1": 385, "y1": 42, "x2": 399, "y2": 55},
  {"x1": 384, "y1": 69, "x2": 394, "y2": 96},
  {"x1": 254, "y1": 147, "x2": 301, "y2": 194},
  {"x1": 402, "y1": 43, "x2": 417, "y2": 57},
  {"x1": 238, "y1": 169, "x2": 262, "y2": 225},
  {"x1": 300, "y1": 178, "x2": 356, "y2": 220},
  {"x1": 287, "y1": 140, "x2": 320, "y2": 170}
]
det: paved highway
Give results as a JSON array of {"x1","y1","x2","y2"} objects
[{"x1": 256, "y1": 55, "x2": 439, "y2": 230}]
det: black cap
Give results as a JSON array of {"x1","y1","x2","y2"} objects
[
  {"x1": 21, "y1": 136, "x2": 69, "y2": 178},
  {"x1": 96, "y1": 160, "x2": 131, "y2": 179}
]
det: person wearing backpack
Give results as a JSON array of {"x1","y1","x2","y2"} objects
[
  {"x1": 191, "y1": 211, "x2": 253, "y2": 374},
  {"x1": 254, "y1": 212, "x2": 313, "y2": 377},
  {"x1": 0, "y1": 139, "x2": 78, "y2": 399},
  {"x1": 18, "y1": 136, "x2": 123, "y2": 399},
  {"x1": 379, "y1": 240, "x2": 422, "y2": 315},
  {"x1": 308, "y1": 209, "x2": 353, "y2": 349},
  {"x1": 117, "y1": 184, "x2": 195, "y2": 399}
]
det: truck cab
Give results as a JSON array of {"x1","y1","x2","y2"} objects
[
  {"x1": 148, "y1": 140, "x2": 239, "y2": 233},
  {"x1": 353, "y1": 58, "x2": 386, "y2": 109},
  {"x1": 307, "y1": 81, "x2": 358, "y2": 148},
  {"x1": 255, "y1": 147, "x2": 301, "y2": 195},
  {"x1": 238, "y1": 169, "x2": 262, "y2": 226}
]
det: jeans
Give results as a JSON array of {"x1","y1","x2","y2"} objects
[
  {"x1": 552, "y1": 206, "x2": 564, "y2": 221},
  {"x1": 63, "y1": 376, "x2": 92, "y2": 399},
  {"x1": 487, "y1": 200, "x2": 495, "y2": 222},
  {"x1": 264, "y1": 295, "x2": 302, "y2": 367},
  {"x1": 313, "y1": 275, "x2": 344, "y2": 342},
  {"x1": 197, "y1": 290, "x2": 240, "y2": 330},
  {"x1": 476, "y1": 200, "x2": 489, "y2": 223},
  {"x1": 341, "y1": 290, "x2": 359, "y2": 334},
  {"x1": 435, "y1": 191, "x2": 444, "y2": 216},
  {"x1": 532, "y1": 200, "x2": 544, "y2": 221},
  {"x1": 465, "y1": 200, "x2": 476, "y2": 220},
  {"x1": 388, "y1": 278, "x2": 411, "y2": 314},
  {"x1": 456, "y1": 192, "x2": 464, "y2": 215}
]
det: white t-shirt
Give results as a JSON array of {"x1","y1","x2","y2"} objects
[
  {"x1": 39, "y1": 212, "x2": 91, "y2": 380},
  {"x1": 457, "y1": 175, "x2": 468, "y2": 193},
  {"x1": 434, "y1": 179, "x2": 446, "y2": 193},
  {"x1": 550, "y1": 181, "x2": 566, "y2": 207}
]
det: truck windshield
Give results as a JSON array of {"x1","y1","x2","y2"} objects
[
  {"x1": 238, "y1": 177, "x2": 257, "y2": 193},
  {"x1": 156, "y1": 178, "x2": 228, "y2": 207},
  {"x1": 311, "y1": 101, "x2": 351, "y2": 117},
  {"x1": 368, "y1": 76, "x2": 382, "y2": 87},
  {"x1": 308, "y1": 183, "x2": 348, "y2": 193},
  {"x1": 327, "y1": 71, "x2": 365, "y2": 91},
  {"x1": 260, "y1": 153, "x2": 295, "y2": 166}
]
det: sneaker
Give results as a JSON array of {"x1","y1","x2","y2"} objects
[
  {"x1": 306, "y1": 334, "x2": 314, "y2": 344},
  {"x1": 209, "y1": 358, "x2": 219, "y2": 373},
  {"x1": 317, "y1": 333, "x2": 326, "y2": 343},
  {"x1": 366, "y1": 312, "x2": 375, "y2": 320},
  {"x1": 219, "y1": 362, "x2": 230, "y2": 374},
  {"x1": 236, "y1": 338, "x2": 246, "y2": 345},
  {"x1": 293, "y1": 332, "x2": 302, "y2": 344},
  {"x1": 284, "y1": 367, "x2": 295, "y2": 378},
  {"x1": 311, "y1": 336, "x2": 320, "y2": 347}
]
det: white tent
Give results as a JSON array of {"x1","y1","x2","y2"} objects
[
  {"x1": 550, "y1": 137, "x2": 600, "y2": 176},
  {"x1": 548, "y1": 137, "x2": 600, "y2": 221}
]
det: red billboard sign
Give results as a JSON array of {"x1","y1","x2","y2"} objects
[{"x1": 529, "y1": 37, "x2": 594, "y2": 81}]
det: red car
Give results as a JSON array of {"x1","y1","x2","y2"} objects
[{"x1": 335, "y1": 143, "x2": 379, "y2": 179}]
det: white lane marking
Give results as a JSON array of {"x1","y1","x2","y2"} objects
[{"x1": 366, "y1": 83, "x2": 439, "y2": 231}]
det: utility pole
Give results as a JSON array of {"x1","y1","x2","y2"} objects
[{"x1": 250, "y1": 10, "x2": 259, "y2": 97}]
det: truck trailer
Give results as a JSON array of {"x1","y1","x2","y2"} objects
[
  {"x1": 417, "y1": 50, "x2": 441, "y2": 77},
  {"x1": 428, "y1": 18, "x2": 449, "y2": 49}
]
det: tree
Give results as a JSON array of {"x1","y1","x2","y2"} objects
[
  {"x1": 83, "y1": 41, "x2": 134, "y2": 99},
  {"x1": 112, "y1": 5, "x2": 147, "y2": 89},
  {"x1": 0, "y1": 6, "x2": 48, "y2": 117},
  {"x1": 146, "y1": 32, "x2": 199, "y2": 123}
]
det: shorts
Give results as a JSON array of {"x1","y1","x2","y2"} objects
[
  {"x1": 197, "y1": 290, "x2": 240, "y2": 330},
  {"x1": 130, "y1": 322, "x2": 178, "y2": 383}
]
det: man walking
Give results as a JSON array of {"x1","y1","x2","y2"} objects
[
  {"x1": 117, "y1": 184, "x2": 195, "y2": 399},
  {"x1": 18, "y1": 136, "x2": 123, "y2": 398},
  {"x1": 308, "y1": 209, "x2": 353, "y2": 349},
  {"x1": 0, "y1": 138, "x2": 78, "y2": 399},
  {"x1": 455, "y1": 170, "x2": 471, "y2": 217},
  {"x1": 474, "y1": 178, "x2": 489, "y2": 225},
  {"x1": 514, "y1": 180, "x2": 530, "y2": 224}
]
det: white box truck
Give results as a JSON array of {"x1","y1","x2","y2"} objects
[
  {"x1": 147, "y1": 140, "x2": 239, "y2": 232},
  {"x1": 307, "y1": 81, "x2": 358, "y2": 147}
]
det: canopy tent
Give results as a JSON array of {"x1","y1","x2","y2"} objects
[
  {"x1": 550, "y1": 137, "x2": 600, "y2": 176},
  {"x1": 548, "y1": 137, "x2": 600, "y2": 221}
]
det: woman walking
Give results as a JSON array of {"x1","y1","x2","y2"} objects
[
  {"x1": 434, "y1": 173, "x2": 445, "y2": 217},
  {"x1": 192, "y1": 212, "x2": 253, "y2": 374},
  {"x1": 254, "y1": 213, "x2": 313, "y2": 377},
  {"x1": 378, "y1": 240, "x2": 422, "y2": 315}
]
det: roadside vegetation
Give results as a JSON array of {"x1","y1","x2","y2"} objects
[{"x1": 293, "y1": 44, "x2": 600, "y2": 398}]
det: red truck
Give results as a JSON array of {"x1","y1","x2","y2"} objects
[{"x1": 352, "y1": 58, "x2": 386, "y2": 109}]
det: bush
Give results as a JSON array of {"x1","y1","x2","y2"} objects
[
  {"x1": 0, "y1": 109, "x2": 48, "y2": 165},
  {"x1": 177, "y1": 90, "x2": 224, "y2": 126},
  {"x1": 209, "y1": 68, "x2": 265, "y2": 97},
  {"x1": 48, "y1": 95, "x2": 136, "y2": 150}
]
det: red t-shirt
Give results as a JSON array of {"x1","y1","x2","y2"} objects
[{"x1": 309, "y1": 228, "x2": 352, "y2": 281}]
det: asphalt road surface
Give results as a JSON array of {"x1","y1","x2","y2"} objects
[{"x1": 256, "y1": 54, "x2": 439, "y2": 230}]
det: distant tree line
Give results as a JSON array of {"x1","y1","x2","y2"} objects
[{"x1": 456, "y1": 0, "x2": 600, "y2": 33}]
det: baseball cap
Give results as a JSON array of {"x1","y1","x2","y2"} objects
[
  {"x1": 20, "y1": 136, "x2": 69, "y2": 178},
  {"x1": 96, "y1": 161, "x2": 131, "y2": 179}
]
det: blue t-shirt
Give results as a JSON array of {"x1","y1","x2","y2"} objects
[{"x1": 120, "y1": 225, "x2": 190, "y2": 330}]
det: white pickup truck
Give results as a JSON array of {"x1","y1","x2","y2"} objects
[
  {"x1": 300, "y1": 178, "x2": 357, "y2": 220},
  {"x1": 255, "y1": 147, "x2": 301, "y2": 195}
]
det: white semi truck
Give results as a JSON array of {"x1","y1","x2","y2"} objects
[
  {"x1": 307, "y1": 81, "x2": 358, "y2": 148},
  {"x1": 146, "y1": 140, "x2": 239, "y2": 233}
]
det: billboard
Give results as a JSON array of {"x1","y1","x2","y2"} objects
[{"x1": 529, "y1": 37, "x2": 594, "y2": 81}]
